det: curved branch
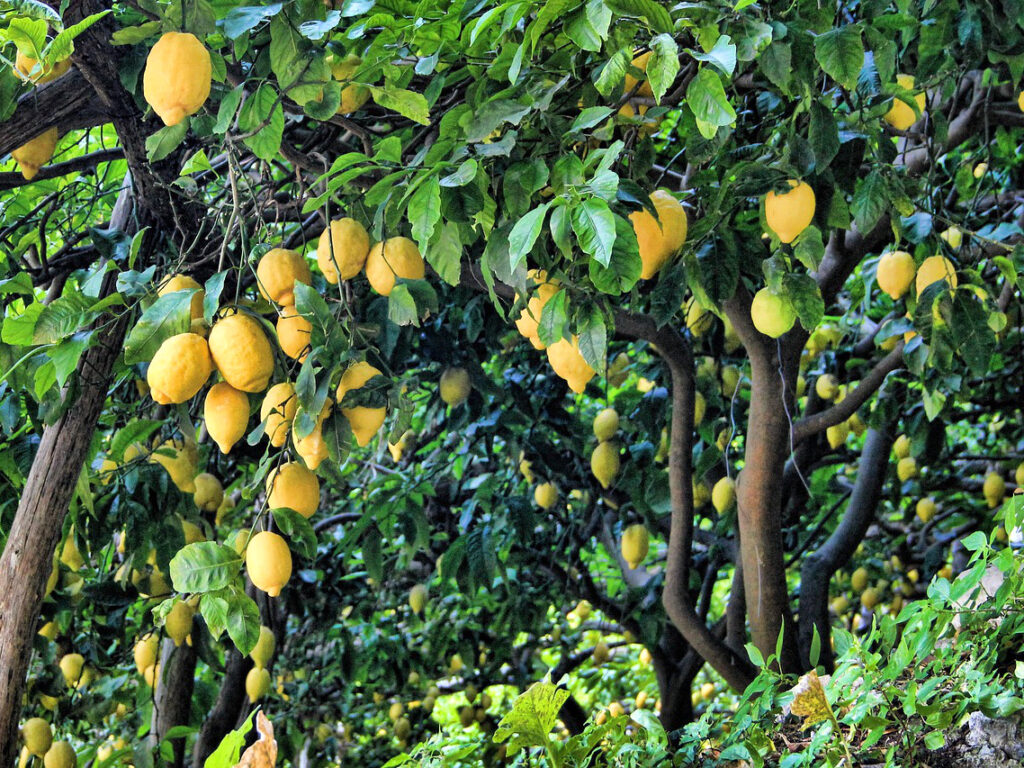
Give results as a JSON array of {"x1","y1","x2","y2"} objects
[{"x1": 0, "y1": 148, "x2": 123, "y2": 190}]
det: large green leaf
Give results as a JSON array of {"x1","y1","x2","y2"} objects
[
  {"x1": 494, "y1": 682, "x2": 570, "y2": 755},
  {"x1": 814, "y1": 25, "x2": 863, "y2": 91},
  {"x1": 169, "y1": 543, "x2": 243, "y2": 594},
  {"x1": 123, "y1": 291, "x2": 193, "y2": 365},
  {"x1": 686, "y1": 67, "x2": 736, "y2": 139},
  {"x1": 572, "y1": 197, "x2": 616, "y2": 267}
]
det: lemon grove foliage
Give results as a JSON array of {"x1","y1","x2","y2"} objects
[{"x1": 0, "y1": 0, "x2": 1024, "y2": 767}]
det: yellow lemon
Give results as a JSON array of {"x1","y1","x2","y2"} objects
[
  {"x1": 893, "y1": 434, "x2": 911, "y2": 459},
  {"x1": 266, "y1": 461, "x2": 320, "y2": 519},
  {"x1": 365, "y1": 237, "x2": 425, "y2": 296},
  {"x1": 815, "y1": 374, "x2": 839, "y2": 401},
  {"x1": 293, "y1": 397, "x2": 332, "y2": 470},
  {"x1": 257, "y1": 248, "x2": 311, "y2": 306},
  {"x1": 59, "y1": 653, "x2": 85, "y2": 688},
  {"x1": 38, "y1": 621, "x2": 58, "y2": 641},
  {"x1": 440, "y1": 367, "x2": 471, "y2": 406},
  {"x1": 896, "y1": 456, "x2": 917, "y2": 482},
  {"x1": 208, "y1": 313, "x2": 274, "y2": 392},
  {"x1": 246, "y1": 666, "x2": 272, "y2": 703},
  {"x1": 204, "y1": 382, "x2": 249, "y2": 454},
  {"x1": 165, "y1": 600, "x2": 194, "y2": 647},
  {"x1": 939, "y1": 226, "x2": 962, "y2": 250},
  {"x1": 21, "y1": 718, "x2": 52, "y2": 757},
  {"x1": 143, "y1": 663, "x2": 161, "y2": 687},
  {"x1": 711, "y1": 476, "x2": 735, "y2": 513},
  {"x1": 628, "y1": 190, "x2": 687, "y2": 279},
  {"x1": 916, "y1": 497, "x2": 937, "y2": 523},
  {"x1": 12, "y1": 127, "x2": 59, "y2": 181},
  {"x1": 276, "y1": 304, "x2": 312, "y2": 361},
  {"x1": 261, "y1": 381, "x2": 297, "y2": 447},
  {"x1": 592, "y1": 641, "x2": 610, "y2": 664},
  {"x1": 883, "y1": 74, "x2": 926, "y2": 131},
  {"x1": 143, "y1": 32, "x2": 212, "y2": 126},
  {"x1": 515, "y1": 270, "x2": 559, "y2": 348},
  {"x1": 546, "y1": 336, "x2": 595, "y2": 393},
  {"x1": 851, "y1": 566, "x2": 869, "y2": 592},
  {"x1": 317, "y1": 218, "x2": 370, "y2": 283},
  {"x1": 1019, "y1": 91, "x2": 1024, "y2": 113},
  {"x1": 591, "y1": 441, "x2": 620, "y2": 489},
  {"x1": 134, "y1": 634, "x2": 159, "y2": 675},
  {"x1": 409, "y1": 584, "x2": 428, "y2": 614},
  {"x1": 157, "y1": 274, "x2": 205, "y2": 323},
  {"x1": 330, "y1": 54, "x2": 370, "y2": 114},
  {"x1": 337, "y1": 361, "x2": 386, "y2": 447},
  {"x1": 15, "y1": 52, "x2": 71, "y2": 84},
  {"x1": 149, "y1": 438, "x2": 198, "y2": 492},
  {"x1": 983, "y1": 472, "x2": 1005, "y2": 508},
  {"x1": 915, "y1": 255, "x2": 957, "y2": 296},
  {"x1": 593, "y1": 408, "x2": 619, "y2": 441},
  {"x1": 764, "y1": 180, "x2": 815, "y2": 243},
  {"x1": 246, "y1": 531, "x2": 292, "y2": 597},
  {"x1": 43, "y1": 742, "x2": 75, "y2": 768},
  {"x1": 876, "y1": 250, "x2": 916, "y2": 300},
  {"x1": 146, "y1": 332, "x2": 212, "y2": 405},
  {"x1": 750, "y1": 287, "x2": 796, "y2": 338},
  {"x1": 535, "y1": 482, "x2": 558, "y2": 509},
  {"x1": 192, "y1": 472, "x2": 223, "y2": 512},
  {"x1": 250, "y1": 625, "x2": 275, "y2": 668},
  {"x1": 860, "y1": 587, "x2": 880, "y2": 610},
  {"x1": 621, "y1": 524, "x2": 649, "y2": 569}
]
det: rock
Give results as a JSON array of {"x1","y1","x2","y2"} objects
[{"x1": 926, "y1": 711, "x2": 1024, "y2": 767}]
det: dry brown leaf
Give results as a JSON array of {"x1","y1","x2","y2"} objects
[{"x1": 235, "y1": 711, "x2": 276, "y2": 768}]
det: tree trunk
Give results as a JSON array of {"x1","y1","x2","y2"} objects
[
  {"x1": 150, "y1": 639, "x2": 198, "y2": 768},
  {"x1": 193, "y1": 649, "x2": 252, "y2": 765}
]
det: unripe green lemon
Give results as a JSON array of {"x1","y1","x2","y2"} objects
[{"x1": 750, "y1": 287, "x2": 796, "y2": 338}]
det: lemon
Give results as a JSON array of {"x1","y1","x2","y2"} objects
[
  {"x1": 592, "y1": 641, "x2": 610, "y2": 664},
  {"x1": 916, "y1": 497, "x2": 937, "y2": 523},
  {"x1": 876, "y1": 250, "x2": 916, "y2": 300},
  {"x1": 1019, "y1": 91, "x2": 1024, "y2": 113},
  {"x1": 394, "y1": 716, "x2": 412, "y2": 740},
  {"x1": 266, "y1": 461, "x2": 320, "y2": 519},
  {"x1": 750, "y1": 287, "x2": 797, "y2": 338},
  {"x1": 143, "y1": 663, "x2": 161, "y2": 687},
  {"x1": 246, "y1": 666, "x2": 272, "y2": 703},
  {"x1": 203, "y1": 381, "x2": 250, "y2": 454},
  {"x1": 209, "y1": 313, "x2": 274, "y2": 393},
  {"x1": 261, "y1": 382, "x2": 297, "y2": 447},
  {"x1": 983, "y1": 472, "x2": 1005, "y2": 508},
  {"x1": 607, "y1": 352, "x2": 629, "y2": 387},
  {"x1": 534, "y1": 482, "x2": 558, "y2": 509},
  {"x1": 693, "y1": 391, "x2": 706, "y2": 426},
  {"x1": 765, "y1": 180, "x2": 815, "y2": 244},
  {"x1": 621, "y1": 524, "x2": 649, "y2": 569},
  {"x1": 317, "y1": 218, "x2": 370, "y2": 283},
  {"x1": 685, "y1": 298, "x2": 714, "y2": 336},
  {"x1": 826, "y1": 422, "x2": 849, "y2": 449},
  {"x1": 439, "y1": 367, "x2": 471, "y2": 406},
  {"x1": 593, "y1": 408, "x2": 619, "y2": 441},
  {"x1": 38, "y1": 621, "x2": 58, "y2": 641},
  {"x1": 12, "y1": 128, "x2": 59, "y2": 181},
  {"x1": 628, "y1": 190, "x2": 687, "y2": 279},
  {"x1": 293, "y1": 397, "x2": 332, "y2": 470},
  {"x1": 388, "y1": 429, "x2": 414, "y2": 462},
  {"x1": 43, "y1": 742, "x2": 75, "y2": 768},
  {"x1": 158, "y1": 274, "x2": 205, "y2": 321},
  {"x1": 711, "y1": 476, "x2": 735, "y2": 513},
  {"x1": 591, "y1": 441, "x2": 620, "y2": 489},
  {"x1": 276, "y1": 304, "x2": 312, "y2": 361},
  {"x1": 149, "y1": 438, "x2": 198, "y2": 492},
  {"x1": 15, "y1": 52, "x2": 71, "y2": 84},
  {"x1": 860, "y1": 587, "x2": 880, "y2": 610},
  {"x1": 337, "y1": 361, "x2": 386, "y2": 447},
  {"x1": 896, "y1": 456, "x2": 917, "y2": 482},
  {"x1": 134, "y1": 634, "x2": 159, "y2": 674},
  {"x1": 366, "y1": 237, "x2": 425, "y2": 296},
  {"x1": 146, "y1": 332, "x2": 213, "y2": 405},
  {"x1": 165, "y1": 600, "x2": 195, "y2": 647},
  {"x1": 693, "y1": 480, "x2": 711, "y2": 507},
  {"x1": 915, "y1": 255, "x2": 957, "y2": 296},
  {"x1": 883, "y1": 74, "x2": 926, "y2": 131},
  {"x1": 257, "y1": 248, "x2": 311, "y2": 306},
  {"x1": 851, "y1": 567, "x2": 869, "y2": 592},
  {"x1": 893, "y1": 434, "x2": 911, "y2": 459},
  {"x1": 246, "y1": 531, "x2": 292, "y2": 597},
  {"x1": 409, "y1": 584, "x2": 428, "y2": 614},
  {"x1": 815, "y1": 374, "x2": 839, "y2": 401},
  {"x1": 60, "y1": 532, "x2": 84, "y2": 570},
  {"x1": 329, "y1": 54, "x2": 370, "y2": 114},
  {"x1": 939, "y1": 226, "x2": 962, "y2": 250},
  {"x1": 21, "y1": 718, "x2": 52, "y2": 757},
  {"x1": 250, "y1": 625, "x2": 275, "y2": 668},
  {"x1": 515, "y1": 270, "x2": 559, "y2": 348},
  {"x1": 192, "y1": 472, "x2": 223, "y2": 512},
  {"x1": 1015, "y1": 462, "x2": 1024, "y2": 487},
  {"x1": 624, "y1": 51, "x2": 654, "y2": 97},
  {"x1": 546, "y1": 336, "x2": 595, "y2": 393},
  {"x1": 143, "y1": 32, "x2": 212, "y2": 126},
  {"x1": 59, "y1": 653, "x2": 85, "y2": 688}
]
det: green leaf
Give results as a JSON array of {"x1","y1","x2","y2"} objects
[
  {"x1": 687, "y1": 34, "x2": 736, "y2": 77},
  {"x1": 224, "y1": 588, "x2": 261, "y2": 655},
  {"x1": 851, "y1": 169, "x2": 889, "y2": 233},
  {"x1": 809, "y1": 101, "x2": 839, "y2": 170},
  {"x1": 494, "y1": 682, "x2": 570, "y2": 754},
  {"x1": 814, "y1": 25, "x2": 863, "y2": 91},
  {"x1": 537, "y1": 289, "x2": 569, "y2": 348},
  {"x1": 203, "y1": 272, "x2": 227, "y2": 325},
  {"x1": 46, "y1": 10, "x2": 110, "y2": 61},
  {"x1": 110, "y1": 20, "x2": 161, "y2": 45},
  {"x1": 169, "y1": 542, "x2": 243, "y2": 594},
  {"x1": 793, "y1": 226, "x2": 825, "y2": 271},
  {"x1": 605, "y1": 0, "x2": 674, "y2": 34},
  {"x1": 239, "y1": 84, "x2": 284, "y2": 161},
  {"x1": 759, "y1": 42, "x2": 792, "y2": 93},
  {"x1": 783, "y1": 273, "x2": 824, "y2": 332},
  {"x1": 508, "y1": 204, "x2": 551, "y2": 273},
  {"x1": 145, "y1": 123, "x2": 188, "y2": 163},
  {"x1": 408, "y1": 175, "x2": 441, "y2": 249},
  {"x1": 203, "y1": 712, "x2": 255, "y2": 768},
  {"x1": 111, "y1": 420, "x2": 162, "y2": 461},
  {"x1": 572, "y1": 197, "x2": 617, "y2": 267},
  {"x1": 686, "y1": 67, "x2": 736, "y2": 139},
  {"x1": 32, "y1": 292, "x2": 93, "y2": 345},
  {"x1": 388, "y1": 284, "x2": 420, "y2": 327},
  {"x1": 565, "y1": 0, "x2": 611, "y2": 52},
  {"x1": 271, "y1": 508, "x2": 317, "y2": 559},
  {"x1": 439, "y1": 159, "x2": 477, "y2": 188},
  {"x1": 650, "y1": 34, "x2": 683, "y2": 101},
  {"x1": 594, "y1": 46, "x2": 632, "y2": 99},
  {"x1": 568, "y1": 107, "x2": 615, "y2": 135},
  {"x1": 576, "y1": 306, "x2": 607, "y2": 374},
  {"x1": 589, "y1": 214, "x2": 641, "y2": 294},
  {"x1": 123, "y1": 291, "x2": 193, "y2": 365},
  {"x1": 199, "y1": 591, "x2": 229, "y2": 639},
  {"x1": 221, "y1": 3, "x2": 283, "y2": 39},
  {"x1": 426, "y1": 221, "x2": 462, "y2": 286},
  {"x1": 369, "y1": 86, "x2": 430, "y2": 125}
]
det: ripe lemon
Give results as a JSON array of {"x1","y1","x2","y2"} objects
[
  {"x1": 293, "y1": 397, "x2": 332, "y2": 470},
  {"x1": 546, "y1": 336, "x2": 595, "y2": 393},
  {"x1": 815, "y1": 374, "x2": 839, "y2": 401},
  {"x1": 60, "y1": 532, "x2": 84, "y2": 570},
  {"x1": 43, "y1": 742, "x2": 75, "y2": 768},
  {"x1": 266, "y1": 461, "x2": 320, "y2": 519},
  {"x1": 192, "y1": 472, "x2": 223, "y2": 512},
  {"x1": 693, "y1": 391, "x2": 706, "y2": 425},
  {"x1": 939, "y1": 226, "x2": 962, "y2": 250},
  {"x1": 38, "y1": 621, "x2": 58, "y2": 641},
  {"x1": 592, "y1": 641, "x2": 610, "y2": 664},
  {"x1": 851, "y1": 566, "x2": 869, "y2": 592},
  {"x1": 276, "y1": 305, "x2": 312, "y2": 361},
  {"x1": 329, "y1": 54, "x2": 370, "y2": 114},
  {"x1": 624, "y1": 51, "x2": 654, "y2": 97},
  {"x1": 143, "y1": 32, "x2": 212, "y2": 126},
  {"x1": 915, "y1": 255, "x2": 957, "y2": 296},
  {"x1": 515, "y1": 270, "x2": 559, "y2": 348},
  {"x1": 365, "y1": 237, "x2": 425, "y2": 296},
  {"x1": 591, "y1": 441, "x2": 620, "y2": 489},
  {"x1": 21, "y1": 718, "x2": 52, "y2": 757},
  {"x1": 896, "y1": 456, "x2": 917, "y2": 482},
  {"x1": 182, "y1": 517, "x2": 205, "y2": 543},
  {"x1": 621, "y1": 524, "x2": 649, "y2": 569},
  {"x1": 157, "y1": 274, "x2": 205, "y2": 322},
  {"x1": 165, "y1": 600, "x2": 194, "y2": 647},
  {"x1": 876, "y1": 250, "x2": 916, "y2": 300},
  {"x1": 149, "y1": 438, "x2": 198, "y2": 492},
  {"x1": 883, "y1": 74, "x2": 926, "y2": 131},
  {"x1": 764, "y1": 180, "x2": 815, "y2": 243},
  {"x1": 860, "y1": 587, "x2": 880, "y2": 610},
  {"x1": 983, "y1": 472, "x2": 1005, "y2": 508},
  {"x1": 409, "y1": 584, "x2": 428, "y2": 614},
  {"x1": 134, "y1": 634, "x2": 159, "y2": 674},
  {"x1": 394, "y1": 716, "x2": 412, "y2": 740},
  {"x1": 257, "y1": 248, "x2": 311, "y2": 306},
  {"x1": 246, "y1": 531, "x2": 292, "y2": 597},
  {"x1": 440, "y1": 367, "x2": 471, "y2": 406},
  {"x1": 711, "y1": 476, "x2": 735, "y2": 512},
  {"x1": 317, "y1": 218, "x2": 370, "y2": 283},
  {"x1": 629, "y1": 190, "x2": 687, "y2": 279},
  {"x1": 261, "y1": 382, "x2": 297, "y2": 447},
  {"x1": 593, "y1": 408, "x2": 619, "y2": 441},
  {"x1": 337, "y1": 361, "x2": 386, "y2": 447},
  {"x1": 686, "y1": 298, "x2": 714, "y2": 336},
  {"x1": 916, "y1": 497, "x2": 937, "y2": 523},
  {"x1": 204, "y1": 381, "x2": 250, "y2": 454},
  {"x1": 146, "y1": 332, "x2": 212, "y2": 404},
  {"x1": 208, "y1": 313, "x2": 274, "y2": 393},
  {"x1": 15, "y1": 52, "x2": 71, "y2": 84},
  {"x1": 750, "y1": 287, "x2": 796, "y2": 338},
  {"x1": 59, "y1": 653, "x2": 85, "y2": 688},
  {"x1": 534, "y1": 483, "x2": 558, "y2": 509},
  {"x1": 246, "y1": 666, "x2": 272, "y2": 703},
  {"x1": 250, "y1": 625, "x2": 275, "y2": 668},
  {"x1": 12, "y1": 127, "x2": 59, "y2": 181},
  {"x1": 1019, "y1": 91, "x2": 1024, "y2": 113},
  {"x1": 388, "y1": 429, "x2": 414, "y2": 462},
  {"x1": 893, "y1": 434, "x2": 911, "y2": 459},
  {"x1": 142, "y1": 663, "x2": 160, "y2": 687}
]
